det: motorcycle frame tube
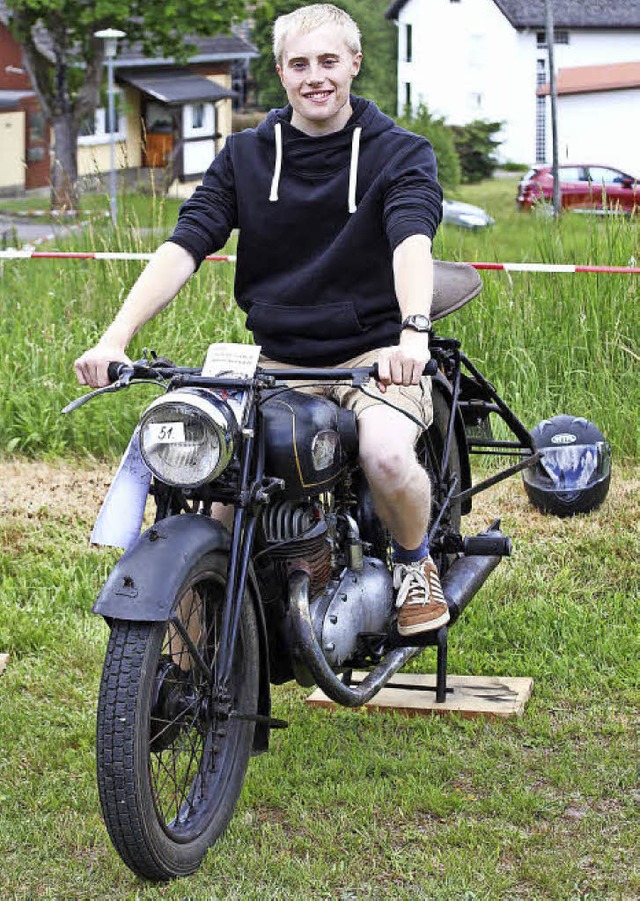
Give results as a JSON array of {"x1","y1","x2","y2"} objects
[
  {"x1": 459, "y1": 351, "x2": 536, "y2": 454},
  {"x1": 440, "y1": 348, "x2": 462, "y2": 486}
]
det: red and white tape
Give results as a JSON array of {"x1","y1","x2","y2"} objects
[
  {"x1": 0, "y1": 249, "x2": 639, "y2": 274},
  {"x1": 0, "y1": 250, "x2": 237, "y2": 262},
  {"x1": 472, "y1": 261, "x2": 640, "y2": 274}
]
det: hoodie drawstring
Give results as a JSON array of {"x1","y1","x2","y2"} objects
[
  {"x1": 348, "y1": 126, "x2": 362, "y2": 214},
  {"x1": 269, "y1": 122, "x2": 283, "y2": 202},
  {"x1": 269, "y1": 122, "x2": 363, "y2": 213}
]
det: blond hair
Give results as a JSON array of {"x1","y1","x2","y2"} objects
[{"x1": 273, "y1": 4, "x2": 362, "y2": 65}]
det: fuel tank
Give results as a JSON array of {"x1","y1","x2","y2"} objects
[{"x1": 261, "y1": 390, "x2": 359, "y2": 499}]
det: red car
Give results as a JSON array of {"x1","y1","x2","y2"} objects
[{"x1": 517, "y1": 164, "x2": 640, "y2": 213}]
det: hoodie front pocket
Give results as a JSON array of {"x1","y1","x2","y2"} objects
[{"x1": 246, "y1": 300, "x2": 364, "y2": 340}]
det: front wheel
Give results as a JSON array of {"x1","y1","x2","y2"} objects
[{"x1": 96, "y1": 552, "x2": 259, "y2": 881}]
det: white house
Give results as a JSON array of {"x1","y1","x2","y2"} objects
[
  {"x1": 385, "y1": 0, "x2": 640, "y2": 171},
  {"x1": 537, "y1": 61, "x2": 640, "y2": 176}
]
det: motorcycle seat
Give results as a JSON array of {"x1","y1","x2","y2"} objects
[{"x1": 432, "y1": 260, "x2": 482, "y2": 321}]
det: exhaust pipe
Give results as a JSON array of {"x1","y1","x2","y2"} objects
[
  {"x1": 288, "y1": 570, "x2": 422, "y2": 708},
  {"x1": 289, "y1": 530, "x2": 507, "y2": 707},
  {"x1": 443, "y1": 552, "x2": 501, "y2": 625}
]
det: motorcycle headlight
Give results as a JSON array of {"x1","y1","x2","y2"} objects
[{"x1": 139, "y1": 389, "x2": 235, "y2": 487}]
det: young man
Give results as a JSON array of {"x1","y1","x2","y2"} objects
[{"x1": 74, "y1": 4, "x2": 448, "y2": 635}]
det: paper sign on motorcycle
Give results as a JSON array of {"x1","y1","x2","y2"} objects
[{"x1": 201, "y1": 342, "x2": 261, "y2": 427}]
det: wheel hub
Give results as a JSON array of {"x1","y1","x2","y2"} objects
[{"x1": 150, "y1": 657, "x2": 197, "y2": 751}]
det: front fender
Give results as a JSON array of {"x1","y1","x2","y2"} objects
[
  {"x1": 94, "y1": 512, "x2": 273, "y2": 753},
  {"x1": 93, "y1": 514, "x2": 231, "y2": 621}
]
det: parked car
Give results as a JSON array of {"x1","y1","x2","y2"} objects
[
  {"x1": 517, "y1": 164, "x2": 640, "y2": 213},
  {"x1": 442, "y1": 198, "x2": 494, "y2": 229}
]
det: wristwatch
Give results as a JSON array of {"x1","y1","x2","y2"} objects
[{"x1": 401, "y1": 314, "x2": 432, "y2": 333}]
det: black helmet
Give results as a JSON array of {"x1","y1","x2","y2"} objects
[{"x1": 523, "y1": 415, "x2": 612, "y2": 516}]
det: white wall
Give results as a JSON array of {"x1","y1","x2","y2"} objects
[
  {"x1": 555, "y1": 89, "x2": 640, "y2": 176},
  {"x1": 395, "y1": 0, "x2": 640, "y2": 166},
  {"x1": 0, "y1": 111, "x2": 25, "y2": 189}
]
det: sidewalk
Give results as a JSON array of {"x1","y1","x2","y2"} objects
[{"x1": 0, "y1": 213, "x2": 89, "y2": 249}]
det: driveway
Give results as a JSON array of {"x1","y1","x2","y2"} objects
[{"x1": 0, "y1": 213, "x2": 83, "y2": 249}]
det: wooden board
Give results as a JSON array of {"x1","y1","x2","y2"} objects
[
  {"x1": 0, "y1": 654, "x2": 8, "y2": 677},
  {"x1": 306, "y1": 672, "x2": 534, "y2": 719}
]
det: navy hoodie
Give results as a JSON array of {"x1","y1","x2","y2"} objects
[{"x1": 168, "y1": 97, "x2": 443, "y2": 366}]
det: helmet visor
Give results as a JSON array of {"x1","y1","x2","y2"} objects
[{"x1": 526, "y1": 441, "x2": 612, "y2": 490}]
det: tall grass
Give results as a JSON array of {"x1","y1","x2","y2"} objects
[{"x1": 0, "y1": 179, "x2": 638, "y2": 459}]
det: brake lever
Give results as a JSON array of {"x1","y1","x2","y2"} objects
[{"x1": 61, "y1": 381, "x2": 126, "y2": 414}]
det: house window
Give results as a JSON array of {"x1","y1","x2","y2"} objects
[
  {"x1": 535, "y1": 59, "x2": 546, "y2": 163},
  {"x1": 78, "y1": 90, "x2": 126, "y2": 145},
  {"x1": 537, "y1": 29, "x2": 569, "y2": 47},
  {"x1": 405, "y1": 24, "x2": 413, "y2": 63},
  {"x1": 183, "y1": 102, "x2": 214, "y2": 139},
  {"x1": 191, "y1": 103, "x2": 205, "y2": 130},
  {"x1": 145, "y1": 103, "x2": 173, "y2": 134},
  {"x1": 404, "y1": 82, "x2": 412, "y2": 111}
]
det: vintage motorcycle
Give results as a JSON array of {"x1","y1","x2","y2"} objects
[{"x1": 64, "y1": 260, "x2": 610, "y2": 880}]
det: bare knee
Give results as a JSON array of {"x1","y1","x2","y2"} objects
[{"x1": 359, "y1": 441, "x2": 413, "y2": 489}]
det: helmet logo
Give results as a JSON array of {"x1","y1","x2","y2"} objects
[{"x1": 550, "y1": 433, "x2": 577, "y2": 445}]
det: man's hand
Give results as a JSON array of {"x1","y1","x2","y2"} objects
[
  {"x1": 376, "y1": 329, "x2": 430, "y2": 392},
  {"x1": 74, "y1": 342, "x2": 131, "y2": 389}
]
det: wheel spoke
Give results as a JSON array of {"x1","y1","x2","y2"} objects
[{"x1": 148, "y1": 578, "x2": 228, "y2": 830}]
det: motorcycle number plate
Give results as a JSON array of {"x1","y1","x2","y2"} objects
[{"x1": 146, "y1": 422, "x2": 186, "y2": 444}]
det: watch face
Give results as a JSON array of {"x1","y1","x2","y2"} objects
[{"x1": 403, "y1": 315, "x2": 431, "y2": 332}]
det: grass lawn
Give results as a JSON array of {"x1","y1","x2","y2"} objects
[
  {"x1": 0, "y1": 460, "x2": 637, "y2": 899},
  {"x1": 0, "y1": 178, "x2": 638, "y2": 898}
]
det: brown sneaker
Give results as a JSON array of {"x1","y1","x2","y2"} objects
[{"x1": 393, "y1": 555, "x2": 450, "y2": 636}]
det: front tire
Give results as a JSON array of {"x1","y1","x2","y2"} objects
[{"x1": 96, "y1": 552, "x2": 259, "y2": 880}]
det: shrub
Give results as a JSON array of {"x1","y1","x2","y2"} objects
[
  {"x1": 450, "y1": 119, "x2": 503, "y2": 183},
  {"x1": 396, "y1": 104, "x2": 461, "y2": 192}
]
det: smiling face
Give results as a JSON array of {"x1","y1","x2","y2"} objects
[{"x1": 276, "y1": 24, "x2": 362, "y2": 136}]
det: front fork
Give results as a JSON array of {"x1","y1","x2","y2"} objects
[{"x1": 209, "y1": 406, "x2": 284, "y2": 733}]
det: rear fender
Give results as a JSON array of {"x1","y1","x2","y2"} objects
[{"x1": 93, "y1": 513, "x2": 272, "y2": 752}]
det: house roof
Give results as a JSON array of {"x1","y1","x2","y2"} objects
[
  {"x1": 0, "y1": 3, "x2": 257, "y2": 66},
  {"x1": 114, "y1": 34, "x2": 258, "y2": 68},
  {"x1": 0, "y1": 89, "x2": 34, "y2": 109},
  {"x1": 117, "y1": 68, "x2": 236, "y2": 105},
  {"x1": 537, "y1": 60, "x2": 640, "y2": 95},
  {"x1": 386, "y1": 0, "x2": 640, "y2": 28}
]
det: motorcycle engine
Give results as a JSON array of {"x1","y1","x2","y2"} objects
[
  {"x1": 258, "y1": 499, "x2": 395, "y2": 681},
  {"x1": 260, "y1": 499, "x2": 332, "y2": 600}
]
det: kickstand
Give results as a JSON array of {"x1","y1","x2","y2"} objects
[{"x1": 436, "y1": 626, "x2": 448, "y2": 703}]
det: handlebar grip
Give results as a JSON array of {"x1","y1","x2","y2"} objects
[
  {"x1": 107, "y1": 362, "x2": 129, "y2": 383},
  {"x1": 370, "y1": 358, "x2": 438, "y2": 381}
]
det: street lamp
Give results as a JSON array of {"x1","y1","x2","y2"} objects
[{"x1": 94, "y1": 28, "x2": 126, "y2": 226}]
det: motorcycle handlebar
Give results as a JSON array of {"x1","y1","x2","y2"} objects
[{"x1": 105, "y1": 357, "x2": 439, "y2": 385}]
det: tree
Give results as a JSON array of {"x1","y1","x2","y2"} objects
[
  {"x1": 450, "y1": 120, "x2": 503, "y2": 184},
  {"x1": 252, "y1": 0, "x2": 397, "y2": 115},
  {"x1": 4, "y1": 0, "x2": 247, "y2": 210}
]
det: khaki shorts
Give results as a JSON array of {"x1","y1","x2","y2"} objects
[{"x1": 260, "y1": 349, "x2": 433, "y2": 433}]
